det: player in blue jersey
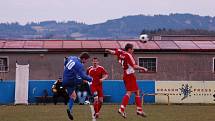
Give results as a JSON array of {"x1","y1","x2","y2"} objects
[{"x1": 62, "y1": 52, "x2": 92, "y2": 120}]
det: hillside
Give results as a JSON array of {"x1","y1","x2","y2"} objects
[{"x1": 0, "y1": 13, "x2": 215, "y2": 39}]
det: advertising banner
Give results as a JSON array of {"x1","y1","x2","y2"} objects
[{"x1": 155, "y1": 81, "x2": 215, "y2": 103}]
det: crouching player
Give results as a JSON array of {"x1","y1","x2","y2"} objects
[
  {"x1": 106, "y1": 43, "x2": 148, "y2": 118},
  {"x1": 87, "y1": 57, "x2": 108, "y2": 118},
  {"x1": 62, "y1": 52, "x2": 92, "y2": 120}
]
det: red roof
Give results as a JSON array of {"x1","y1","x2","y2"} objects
[
  {"x1": 155, "y1": 41, "x2": 180, "y2": 50},
  {"x1": 24, "y1": 41, "x2": 43, "y2": 48},
  {"x1": 174, "y1": 41, "x2": 199, "y2": 49},
  {"x1": 0, "y1": 39, "x2": 215, "y2": 51}
]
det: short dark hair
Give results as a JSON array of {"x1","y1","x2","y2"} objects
[
  {"x1": 125, "y1": 43, "x2": 133, "y2": 51},
  {"x1": 93, "y1": 57, "x2": 98, "y2": 60},
  {"x1": 79, "y1": 52, "x2": 90, "y2": 60}
]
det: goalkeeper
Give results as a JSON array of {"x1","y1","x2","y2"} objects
[{"x1": 52, "y1": 76, "x2": 69, "y2": 105}]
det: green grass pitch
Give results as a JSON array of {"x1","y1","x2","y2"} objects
[{"x1": 0, "y1": 104, "x2": 215, "y2": 121}]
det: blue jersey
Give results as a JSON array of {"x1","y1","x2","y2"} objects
[{"x1": 63, "y1": 56, "x2": 92, "y2": 85}]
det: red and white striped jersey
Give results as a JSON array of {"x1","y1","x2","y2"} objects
[{"x1": 114, "y1": 49, "x2": 136, "y2": 75}]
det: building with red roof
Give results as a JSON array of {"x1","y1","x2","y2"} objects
[{"x1": 0, "y1": 39, "x2": 215, "y2": 81}]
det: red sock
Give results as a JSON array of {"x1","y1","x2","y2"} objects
[
  {"x1": 135, "y1": 96, "x2": 143, "y2": 111},
  {"x1": 120, "y1": 94, "x2": 130, "y2": 112},
  {"x1": 98, "y1": 101, "x2": 102, "y2": 112},
  {"x1": 94, "y1": 101, "x2": 99, "y2": 113}
]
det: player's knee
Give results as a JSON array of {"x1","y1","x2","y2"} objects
[
  {"x1": 77, "y1": 91, "x2": 81, "y2": 97},
  {"x1": 70, "y1": 95, "x2": 76, "y2": 100},
  {"x1": 99, "y1": 98, "x2": 103, "y2": 103},
  {"x1": 126, "y1": 91, "x2": 132, "y2": 96},
  {"x1": 70, "y1": 92, "x2": 77, "y2": 100},
  {"x1": 83, "y1": 91, "x2": 87, "y2": 97},
  {"x1": 93, "y1": 92, "x2": 98, "y2": 97},
  {"x1": 94, "y1": 96, "x2": 98, "y2": 100},
  {"x1": 94, "y1": 97, "x2": 98, "y2": 102},
  {"x1": 135, "y1": 90, "x2": 140, "y2": 96},
  {"x1": 93, "y1": 92, "x2": 98, "y2": 100}
]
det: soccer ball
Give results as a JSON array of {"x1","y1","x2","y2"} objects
[
  {"x1": 139, "y1": 34, "x2": 149, "y2": 43},
  {"x1": 84, "y1": 100, "x2": 90, "y2": 105}
]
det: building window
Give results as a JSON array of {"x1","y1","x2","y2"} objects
[
  {"x1": 138, "y1": 57, "x2": 157, "y2": 73},
  {"x1": 0, "y1": 57, "x2": 9, "y2": 72}
]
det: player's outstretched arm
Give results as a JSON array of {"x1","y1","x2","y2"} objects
[
  {"x1": 75, "y1": 63, "x2": 92, "y2": 82},
  {"x1": 134, "y1": 65, "x2": 148, "y2": 72},
  {"x1": 105, "y1": 49, "x2": 115, "y2": 55},
  {"x1": 78, "y1": 69, "x2": 92, "y2": 82}
]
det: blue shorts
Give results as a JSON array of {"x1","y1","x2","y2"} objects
[{"x1": 62, "y1": 77, "x2": 83, "y2": 95}]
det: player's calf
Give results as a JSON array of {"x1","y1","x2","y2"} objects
[{"x1": 66, "y1": 109, "x2": 74, "y2": 120}]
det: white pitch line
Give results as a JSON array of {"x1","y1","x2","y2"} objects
[{"x1": 90, "y1": 105, "x2": 96, "y2": 121}]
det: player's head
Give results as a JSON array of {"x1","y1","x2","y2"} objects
[
  {"x1": 125, "y1": 43, "x2": 134, "y2": 53},
  {"x1": 79, "y1": 52, "x2": 90, "y2": 63},
  {"x1": 92, "y1": 57, "x2": 99, "y2": 67}
]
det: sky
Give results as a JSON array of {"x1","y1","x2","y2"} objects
[{"x1": 0, "y1": 0, "x2": 214, "y2": 25}]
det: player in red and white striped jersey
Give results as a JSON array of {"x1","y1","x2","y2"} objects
[{"x1": 106, "y1": 43, "x2": 148, "y2": 118}]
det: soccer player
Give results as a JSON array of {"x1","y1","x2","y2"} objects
[
  {"x1": 87, "y1": 57, "x2": 108, "y2": 118},
  {"x1": 62, "y1": 52, "x2": 92, "y2": 120},
  {"x1": 105, "y1": 43, "x2": 148, "y2": 118}
]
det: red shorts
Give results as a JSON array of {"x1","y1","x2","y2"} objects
[
  {"x1": 123, "y1": 74, "x2": 138, "y2": 91},
  {"x1": 90, "y1": 84, "x2": 103, "y2": 97}
]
